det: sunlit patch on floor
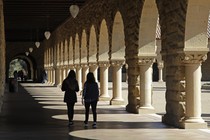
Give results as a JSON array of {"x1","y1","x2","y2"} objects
[
  {"x1": 52, "y1": 114, "x2": 84, "y2": 121},
  {"x1": 42, "y1": 105, "x2": 66, "y2": 110},
  {"x1": 34, "y1": 97, "x2": 63, "y2": 101},
  {"x1": 51, "y1": 114, "x2": 161, "y2": 123},
  {"x1": 38, "y1": 101, "x2": 65, "y2": 105},
  {"x1": 32, "y1": 95, "x2": 63, "y2": 98},
  {"x1": 42, "y1": 104, "x2": 84, "y2": 110}
]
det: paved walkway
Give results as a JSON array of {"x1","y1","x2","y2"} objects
[{"x1": 0, "y1": 82, "x2": 210, "y2": 140}]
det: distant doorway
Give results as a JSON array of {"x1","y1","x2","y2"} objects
[
  {"x1": 152, "y1": 62, "x2": 159, "y2": 81},
  {"x1": 9, "y1": 58, "x2": 32, "y2": 81}
]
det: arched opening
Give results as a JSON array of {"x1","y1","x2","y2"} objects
[
  {"x1": 112, "y1": 12, "x2": 125, "y2": 60},
  {"x1": 152, "y1": 61, "x2": 159, "y2": 82},
  {"x1": 8, "y1": 54, "x2": 37, "y2": 83},
  {"x1": 9, "y1": 58, "x2": 30, "y2": 81}
]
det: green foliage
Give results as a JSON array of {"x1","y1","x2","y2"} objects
[{"x1": 9, "y1": 59, "x2": 27, "y2": 78}]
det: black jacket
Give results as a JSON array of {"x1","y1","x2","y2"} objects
[
  {"x1": 83, "y1": 82, "x2": 99, "y2": 102},
  {"x1": 61, "y1": 77, "x2": 79, "y2": 103}
]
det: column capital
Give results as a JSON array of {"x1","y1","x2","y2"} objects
[
  {"x1": 81, "y1": 63, "x2": 89, "y2": 68},
  {"x1": 50, "y1": 63, "x2": 53, "y2": 67},
  {"x1": 89, "y1": 62, "x2": 98, "y2": 67},
  {"x1": 138, "y1": 57, "x2": 155, "y2": 65},
  {"x1": 63, "y1": 65, "x2": 68, "y2": 69},
  {"x1": 63, "y1": 61, "x2": 68, "y2": 66},
  {"x1": 50, "y1": 66, "x2": 54, "y2": 70},
  {"x1": 59, "y1": 65, "x2": 64, "y2": 69},
  {"x1": 111, "y1": 60, "x2": 124, "y2": 67},
  {"x1": 98, "y1": 61, "x2": 110, "y2": 67},
  {"x1": 180, "y1": 53, "x2": 207, "y2": 64},
  {"x1": 75, "y1": 64, "x2": 81, "y2": 69},
  {"x1": 69, "y1": 65, "x2": 75, "y2": 70},
  {"x1": 157, "y1": 61, "x2": 164, "y2": 68}
]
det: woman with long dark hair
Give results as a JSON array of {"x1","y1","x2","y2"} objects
[
  {"x1": 82, "y1": 72, "x2": 99, "y2": 128},
  {"x1": 61, "y1": 70, "x2": 79, "y2": 126}
]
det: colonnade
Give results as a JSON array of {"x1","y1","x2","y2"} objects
[
  {"x1": 45, "y1": 60, "x2": 127, "y2": 105},
  {"x1": 2, "y1": 0, "x2": 208, "y2": 129}
]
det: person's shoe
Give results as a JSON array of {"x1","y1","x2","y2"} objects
[
  {"x1": 92, "y1": 122, "x2": 97, "y2": 128},
  {"x1": 84, "y1": 121, "x2": 88, "y2": 127},
  {"x1": 68, "y1": 121, "x2": 74, "y2": 127}
]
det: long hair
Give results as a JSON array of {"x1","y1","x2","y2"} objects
[
  {"x1": 67, "y1": 70, "x2": 76, "y2": 79},
  {"x1": 86, "y1": 72, "x2": 95, "y2": 83}
]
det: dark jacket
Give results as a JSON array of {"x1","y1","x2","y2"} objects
[
  {"x1": 61, "y1": 77, "x2": 79, "y2": 103},
  {"x1": 83, "y1": 82, "x2": 99, "y2": 102}
]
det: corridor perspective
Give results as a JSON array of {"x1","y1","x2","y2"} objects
[
  {"x1": 0, "y1": 82, "x2": 210, "y2": 140},
  {"x1": 1, "y1": 0, "x2": 210, "y2": 139}
]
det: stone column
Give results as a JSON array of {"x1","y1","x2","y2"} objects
[
  {"x1": 47, "y1": 69, "x2": 50, "y2": 84},
  {"x1": 63, "y1": 67, "x2": 67, "y2": 80},
  {"x1": 55, "y1": 68, "x2": 60, "y2": 86},
  {"x1": 46, "y1": 69, "x2": 50, "y2": 84},
  {"x1": 52, "y1": 68, "x2": 56, "y2": 85},
  {"x1": 138, "y1": 58, "x2": 154, "y2": 113},
  {"x1": 59, "y1": 67, "x2": 63, "y2": 86},
  {"x1": 181, "y1": 54, "x2": 207, "y2": 129},
  {"x1": 49, "y1": 68, "x2": 52, "y2": 84},
  {"x1": 158, "y1": 61, "x2": 164, "y2": 82},
  {"x1": 81, "y1": 64, "x2": 89, "y2": 89},
  {"x1": 99, "y1": 61, "x2": 110, "y2": 101},
  {"x1": 89, "y1": 62, "x2": 98, "y2": 82},
  {"x1": 75, "y1": 65, "x2": 82, "y2": 91},
  {"x1": 0, "y1": 0, "x2": 6, "y2": 113},
  {"x1": 65, "y1": 67, "x2": 69, "y2": 78},
  {"x1": 110, "y1": 60, "x2": 124, "y2": 105}
]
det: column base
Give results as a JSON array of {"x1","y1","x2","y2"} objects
[
  {"x1": 78, "y1": 90, "x2": 83, "y2": 96},
  {"x1": 51, "y1": 83, "x2": 56, "y2": 86},
  {"x1": 181, "y1": 122, "x2": 207, "y2": 129},
  {"x1": 126, "y1": 103, "x2": 139, "y2": 114},
  {"x1": 180, "y1": 117, "x2": 207, "y2": 129},
  {"x1": 48, "y1": 82, "x2": 54, "y2": 86},
  {"x1": 99, "y1": 96, "x2": 110, "y2": 101},
  {"x1": 138, "y1": 106, "x2": 155, "y2": 114},
  {"x1": 110, "y1": 99, "x2": 124, "y2": 105},
  {"x1": 57, "y1": 84, "x2": 62, "y2": 88}
]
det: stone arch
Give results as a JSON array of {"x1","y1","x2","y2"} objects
[
  {"x1": 58, "y1": 42, "x2": 62, "y2": 65},
  {"x1": 69, "y1": 36, "x2": 74, "y2": 65},
  {"x1": 139, "y1": 0, "x2": 158, "y2": 56},
  {"x1": 56, "y1": 43, "x2": 60, "y2": 65},
  {"x1": 111, "y1": 11, "x2": 125, "y2": 60},
  {"x1": 75, "y1": 34, "x2": 80, "y2": 65},
  {"x1": 185, "y1": 0, "x2": 210, "y2": 81},
  {"x1": 89, "y1": 25, "x2": 97, "y2": 63},
  {"x1": 8, "y1": 54, "x2": 36, "y2": 81},
  {"x1": 137, "y1": 0, "x2": 159, "y2": 112},
  {"x1": 185, "y1": 0, "x2": 210, "y2": 45},
  {"x1": 99, "y1": 19, "x2": 109, "y2": 62},
  {"x1": 202, "y1": 12, "x2": 210, "y2": 81},
  {"x1": 60, "y1": 41, "x2": 64, "y2": 65},
  {"x1": 81, "y1": 29, "x2": 88, "y2": 64},
  {"x1": 64, "y1": 39, "x2": 68, "y2": 65},
  {"x1": 180, "y1": 0, "x2": 210, "y2": 129},
  {"x1": 156, "y1": 1, "x2": 187, "y2": 127}
]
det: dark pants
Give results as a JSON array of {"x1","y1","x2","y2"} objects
[
  {"x1": 66, "y1": 102, "x2": 75, "y2": 122},
  {"x1": 84, "y1": 100, "x2": 98, "y2": 123}
]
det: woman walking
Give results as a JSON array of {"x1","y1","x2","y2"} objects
[
  {"x1": 82, "y1": 72, "x2": 99, "y2": 128},
  {"x1": 61, "y1": 70, "x2": 79, "y2": 127}
]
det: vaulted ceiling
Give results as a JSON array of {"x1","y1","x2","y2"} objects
[{"x1": 3, "y1": 0, "x2": 86, "y2": 42}]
